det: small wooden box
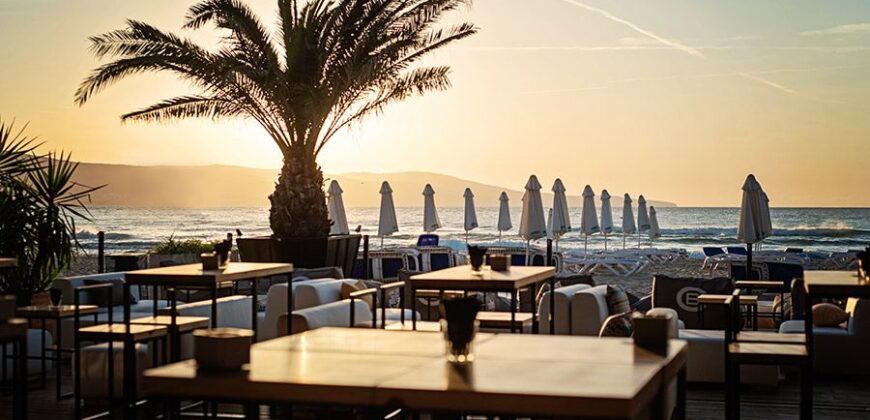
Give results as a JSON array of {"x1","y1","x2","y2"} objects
[
  {"x1": 632, "y1": 313, "x2": 670, "y2": 353},
  {"x1": 490, "y1": 255, "x2": 511, "y2": 272},
  {"x1": 201, "y1": 253, "x2": 220, "y2": 270}
]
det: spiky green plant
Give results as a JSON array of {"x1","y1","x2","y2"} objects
[
  {"x1": 0, "y1": 119, "x2": 104, "y2": 304},
  {"x1": 76, "y1": 0, "x2": 476, "y2": 238}
]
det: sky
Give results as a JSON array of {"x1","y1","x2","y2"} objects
[{"x1": 1, "y1": 0, "x2": 869, "y2": 207}]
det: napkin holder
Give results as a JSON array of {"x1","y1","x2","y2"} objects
[
  {"x1": 0, "y1": 295, "x2": 16, "y2": 322},
  {"x1": 632, "y1": 312, "x2": 670, "y2": 354},
  {"x1": 201, "y1": 252, "x2": 220, "y2": 270},
  {"x1": 490, "y1": 254, "x2": 511, "y2": 272},
  {"x1": 194, "y1": 328, "x2": 254, "y2": 371}
]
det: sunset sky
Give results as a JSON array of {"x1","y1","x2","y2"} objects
[{"x1": 1, "y1": 0, "x2": 869, "y2": 207}]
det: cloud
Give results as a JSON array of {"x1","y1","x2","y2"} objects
[
  {"x1": 553, "y1": 0, "x2": 797, "y2": 95},
  {"x1": 557, "y1": 0, "x2": 706, "y2": 57},
  {"x1": 802, "y1": 23, "x2": 870, "y2": 36}
]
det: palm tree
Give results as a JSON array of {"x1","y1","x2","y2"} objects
[{"x1": 76, "y1": 0, "x2": 476, "y2": 238}]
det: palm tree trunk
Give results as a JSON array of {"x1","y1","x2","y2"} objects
[{"x1": 269, "y1": 146, "x2": 330, "y2": 238}]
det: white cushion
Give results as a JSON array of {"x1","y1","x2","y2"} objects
[
  {"x1": 570, "y1": 285, "x2": 610, "y2": 336},
  {"x1": 78, "y1": 342, "x2": 150, "y2": 399},
  {"x1": 289, "y1": 300, "x2": 370, "y2": 333},
  {"x1": 538, "y1": 283, "x2": 591, "y2": 335}
]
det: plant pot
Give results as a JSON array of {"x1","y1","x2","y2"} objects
[
  {"x1": 237, "y1": 235, "x2": 361, "y2": 277},
  {"x1": 147, "y1": 253, "x2": 201, "y2": 268}
]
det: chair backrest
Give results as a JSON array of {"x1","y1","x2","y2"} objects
[
  {"x1": 785, "y1": 248, "x2": 804, "y2": 254},
  {"x1": 288, "y1": 300, "x2": 371, "y2": 333},
  {"x1": 538, "y1": 283, "x2": 591, "y2": 334},
  {"x1": 651, "y1": 275, "x2": 733, "y2": 329},
  {"x1": 723, "y1": 289, "x2": 741, "y2": 345},
  {"x1": 727, "y1": 246, "x2": 748, "y2": 256},
  {"x1": 52, "y1": 272, "x2": 139, "y2": 305},
  {"x1": 728, "y1": 262, "x2": 768, "y2": 281},
  {"x1": 846, "y1": 298, "x2": 870, "y2": 338},
  {"x1": 160, "y1": 295, "x2": 253, "y2": 329},
  {"x1": 260, "y1": 279, "x2": 336, "y2": 340},
  {"x1": 416, "y1": 234, "x2": 439, "y2": 247},
  {"x1": 766, "y1": 262, "x2": 804, "y2": 289},
  {"x1": 703, "y1": 247, "x2": 725, "y2": 257},
  {"x1": 569, "y1": 285, "x2": 610, "y2": 335},
  {"x1": 293, "y1": 279, "x2": 355, "y2": 310}
]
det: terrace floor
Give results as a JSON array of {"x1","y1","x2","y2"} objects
[{"x1": 2, "y1": 374, "x2": 869, "y2": 419}]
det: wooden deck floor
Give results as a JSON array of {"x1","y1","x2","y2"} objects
[{"x1": 2, "y1": 375, "x2": 869, "y2": 419}]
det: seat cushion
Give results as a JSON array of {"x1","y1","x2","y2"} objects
[
  {"x1": 813, "y1": 303, "x2": 849, "y2": 327},
  {"x1": 599, "y1": 312, "x2": 633, "y2": 337},
  {"x1": 79, "y1": 342, "x2": 150, "y2": 399},
  {"x1": 341, "y1": 280, "x2": 373, "y2": 308},
  {"x1": 606, "y1": 285, "x2": 631, "y2": 315}
]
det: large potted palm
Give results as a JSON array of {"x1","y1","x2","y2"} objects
[{"x1": 75, "y1": 0, "x2": 476, "y2": 273}]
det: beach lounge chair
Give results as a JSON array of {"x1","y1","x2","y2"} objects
[
  {"x1": 416, "y1": 234, "x2": 439, "y2": 247},
  {"x1": 415, "y1": 246, "x2": 455, "y2": 272},
  {"x1": 726, "y1": 246, "x2": 748, "y2": 256}
]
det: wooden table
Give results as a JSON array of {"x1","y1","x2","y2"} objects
[
  {"x1": 697, "y1": 294, "x2": 759, "y2": 330},
  {"x1": 0, "y1": 258, "x2": 16, "y2": 268},
  {"x1": 0, "y1": 319, "x2": 28, "y2": 420},
  {"x1": 16, "y1": 305, "x2": 100, "y2": 399},
  {"x1": 409, "y1": 266, "x2": 556, "y2": 333},
  {"x1": 123, "y1": 262, "x2": 293, "y2": 341},
  {"x1": 802, "y1": 270, "x2": 870, "y2": 419},
  {"x1": 734, "y1": 279, "x2": 789, "y2": 322},
  {"x1": 143, "y1": 327, "x2": 688, "y2": 419}
]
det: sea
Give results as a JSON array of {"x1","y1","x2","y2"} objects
[{"x1": 74, "y1": 207, "x2": 870, "y2": 258}]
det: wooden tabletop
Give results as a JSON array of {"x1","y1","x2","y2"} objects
[
  {"x1": 0, "y1": 319, "x2": 28, "y2": 340},
  {"x1": 697, "y1": 294, "x2": 758, "y2": 305},
  {"x1": 16, "y1": 304, "x2": 100, "y2": 318},
  {"x1": 124, "y1": 262, "x2": 293, "y2": 286},
  {"x1": 734, "y1": 280, "x2": 787, "y2": 290},
  {"x1": 78, "y1": 323, "x2": 168, "y2": 341},
  {"x1": 144, "y1": 327, "x2": 687, "y2": 418},
  {"x1": 0, "y1": 257, "x2": 16, "y2": 268},
  {"x1": 803, "y1": 270, "x2": 870, "y2": 298},
  {"x1": 130, "y1": 316, "x2": 210, "y2": 333},
  {"x1": 410, "y1": 266, "x2": 556, "y2": 291}
]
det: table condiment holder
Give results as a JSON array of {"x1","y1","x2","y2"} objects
[{"x1": 194, "y1": 328, "x2": 254, "y2": 371}]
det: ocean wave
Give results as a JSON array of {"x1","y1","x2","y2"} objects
[
  {"x1": 655, "y1": 227, "x2": 869, "y2": 238},
  {"x1": 76, "y1": 230, "x2": 135, "y2": 240}
]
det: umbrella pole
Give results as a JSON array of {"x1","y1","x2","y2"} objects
[
  {"x1": 746, "y1": 243, "x2": 754, "y2": 280},
  {"x1": 498, "y1": 231, "x2": 502, "y2": 242},
  {"x1": 381, "y1": 236, "x2": 384, "y2": 249},
  {"x1": 623, "y1": 233, "x2": 626, "y2": 250},
  {"x1": 584, "y1": 235, "x2": 588, "y2": 255},
  {"x1": 465, "y1": 230, "x2": 468, "y2": 245},
  {"x1": 604, "y1": 233, "x2": 608, "y2": 252},
  {"x1": 525, "y1": 240, "x2": 530, "y2": 265}
]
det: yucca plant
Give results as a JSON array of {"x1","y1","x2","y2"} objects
[
  {"x1": 76, "y1": 0, "x2": 476, "y2": 239},
  {"x1": 0, "y1": 119, "x2": 104, "y2": 304}
]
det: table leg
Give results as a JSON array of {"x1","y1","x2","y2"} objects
[
  {"x1": 804, "y1": 293, "x2": 814, "y2": 420},
  {"x1": 412, "y1": 286, "x2": 417, "y2": 331},
  {"x1": 549, "y1": 276, "x2": 556, "y2": 335},
  {"x1": 211, "y1": 283, "x2": 219, "y2": 327},
  {"x1": 40, "y1": 319, "x2": 46, "y2": 390},
  {"x1": 124, "y1": 335, "x2": 136, "y2": 420},
  {"x1": 676, "y1": 365, "x2": 687, "y2": 420},
  {"x1": 510, "y1": 291, "x2": 517, "y2": 334},
  {"x1": 531, "y1": 283, "x2": 538, "y2": 334},
  {"x1": 286, "y1": 271, "x2": 293, "y2": 335},
  {"x1": 13, "y1": 336, "x2": 27, "y2": 420},
  {"x1": 55, "y1": 316, "x2": 63, "y2": 399},
  {"x1": 170, "y1": 288, "x2": 179, "y2": 362},
  {"x1": 251, "y1": 278, "x2": 259, "y2": 342},
  {"x1": 153, "y1": 285, "x2": 159, "y2": 318}
]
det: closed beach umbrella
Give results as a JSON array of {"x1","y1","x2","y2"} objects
[
  {"x1": 519, "y1": 175, "x2": 547, "y2": 260},
  {"x1": 546, "y1": 208, "x2": 555, "y2": 240},
  {"x1": 327, "y1": 180, "x2": 349, "y2": 235},
  {"x1": 637, "y1": 195, "x2": 650, "y2": 247},
  {"x1": 497, "y1": 192, "x2": 512, "y2": 241},
  {"x1": 463, "y1": 188, "x2": 479, "y2": 243},
  {"x1": 580, "y1": 185, "x2": 599, "y2": 254},
  {"x1": 738, "y1": 174, "x2": 765, "y2": 278},
  {"x1": 648, "y1": 206, "x2": 661, "y2": 245},
  {"x1": 622, "y1": 194, "x2": 636, "y2": 249},
  {"x1": 600, "y1": 190, "x2": 614, "y2": 251},
  {"x1": 422, "y1": 184, "x2": 441, "y2": 233},
  {"x1": 377, "y1": 181, "x2": 398, "y2": 247},
  {"x1": 760, "y1": 190, "x2": 773, "y2": 240},
  {"x1": 551, "y1": 179, "x2": 572, "y2": 247}
]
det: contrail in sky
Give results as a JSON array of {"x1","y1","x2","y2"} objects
[{"x1": 556, "y1": 0, "x2": 798, "y2": 95}]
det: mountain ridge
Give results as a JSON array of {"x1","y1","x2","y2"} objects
[{"x1": 70, "y1": 162, "x2": 678, "y2": 208}]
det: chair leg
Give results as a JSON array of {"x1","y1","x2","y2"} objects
[
  {"x1": 733, "y1": 362, "x2": 741, "y2": 420},
  {"x1": 724, "y1": 357, "x2": 733, "y2": 420},
  {"x1": 800, "y1": 362, "x2": 813, "y2": 419}
]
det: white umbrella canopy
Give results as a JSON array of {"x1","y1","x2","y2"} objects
[
  {"x1": 551, "y1": 179, "x2": 572, "y2": 244},
  {"x1": 580, "y1": 185, "x2": 600, "y2": 254},
  {"x1": 422, "y1": 184, "x2": 441, "y2": 233},
  {"x1": 546, "y1": 208, "x2": 555, "y2": 240},
  {"x1": 738, "y1": 174, "x2": 767, "y2": 278},
  {"x1": 518, "y1": 175, "x2": 547, "y2": 245},
  {"x1": 463, "y1": 188, "x2": 479, "y2": 242},
  {"x1": 377, "y1": 181, "x2": 399, "y2": 245},
  {"x1": 737, "y1": 175, "x2": 765, "y2": 244},
  {"x1": 622, "y1": 194, "x2": 636, "y2": 249},
  {"x1": 648, "y1": 206, "x2": 661, "y2": 241},
  {"x1": 760, "y1": 190, "x2": 773, "y2": 240},
  {"x1": 600, "y1": 189, "x2": 614, "y2": 251},
  {"x1": 497, "y1": 191, "x2": 512, "y2": 240},
  {"x1": 636, "y1": 195, "x2": 650, "y2": 248},
  {"x1": 327, "y1": 180, "x2": 349, "y2": 236}
]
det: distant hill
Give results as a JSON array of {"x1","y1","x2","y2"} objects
[{"x1": 71, "y1": 162, "x2": 677, "y2": 208}]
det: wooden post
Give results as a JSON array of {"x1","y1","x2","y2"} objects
[
  {"x1": 546, "y1": 239, "x2": 553, "y2": 267},
  {"x1": 363, "y1": 235, "x2": 370, "y2": 280},
  {"x1": 97, "y1": 231, "x2": 105, "y2": 274}
]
